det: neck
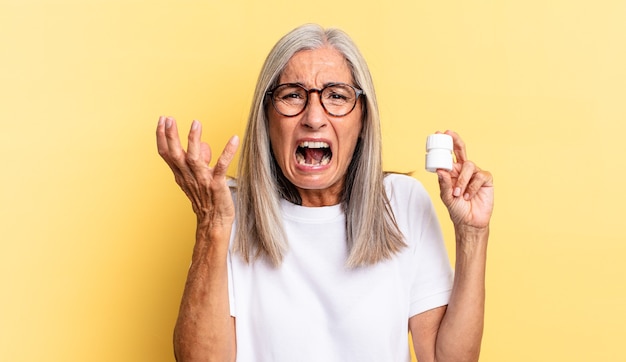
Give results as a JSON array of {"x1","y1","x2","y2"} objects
[{"x1": 297, "y1": 184, "x2": 343, "y2": 207}]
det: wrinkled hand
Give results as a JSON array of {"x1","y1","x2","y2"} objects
[
  {"x1": 156, "y1": 116, "x2": 240, "y2": 227},
  {"x1": 436, "y1": 131, "x2": 494, "y2": 230}
]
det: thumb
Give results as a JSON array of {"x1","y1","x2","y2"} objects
[{"x1": 200, "y1": 142, "x2": 212, "y2": 165}]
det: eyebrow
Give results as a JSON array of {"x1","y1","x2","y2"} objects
[{"x1": 282, "y1": 81, "x2": 347, "y2": 89}]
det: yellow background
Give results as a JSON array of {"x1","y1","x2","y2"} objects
[{"x1": 1, "y1": 0, "x2": 625, "y2": 361}]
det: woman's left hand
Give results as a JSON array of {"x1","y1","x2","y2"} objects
[{"x1": 436, "y1": 131, "x2": 494, "y2": 230}]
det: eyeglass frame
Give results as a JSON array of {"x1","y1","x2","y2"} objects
[{"x1": 265, "y1": 82, "x2": 365, "y2": 117}]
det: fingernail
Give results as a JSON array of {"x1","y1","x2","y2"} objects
[
  {"x1": 191, "y1": 120, "x2": 200, "y2": 131},
  {"x1": 464, "y1": 193, "x2": 470, "y2": 200},
  {"x1": 453, "y1": 187, "x2": 461, "y2": 197},
  {"x1": 158, "y1": 116, "x2": 165, "y2": 126},
  {"x1": 165, "y1": 118, "x2": 173, "y2": 128}
]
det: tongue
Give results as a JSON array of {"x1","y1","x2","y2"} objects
[{"x1": 305, "y1": 148, "x2": 326, "y2": 164}]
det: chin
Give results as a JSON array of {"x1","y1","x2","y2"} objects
[{"x1": 290, "y1": 172, "x2": 344, "y2": 192}]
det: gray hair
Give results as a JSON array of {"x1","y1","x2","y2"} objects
[{"x1": 234, "y1": 24, "x2": 406, "y2": 268}]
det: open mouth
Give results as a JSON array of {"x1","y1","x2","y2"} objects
[{"x1": 295, "y1": 141, "x2": 332, "y2": 166}]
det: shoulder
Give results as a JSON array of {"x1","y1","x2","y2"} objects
[
  {"x1": 383, "y1": 172, "x2": 420, "y2": 187},
  {"x1": 383, "y1": 173, "x2": 437, "y2": 235},
  {"x1": 383, "y1": 173, "x2": 430, "y2": 203}
]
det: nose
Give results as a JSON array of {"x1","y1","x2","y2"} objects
[{"x1": 300, "y1": 91, "x2": 328, "y2": 130}]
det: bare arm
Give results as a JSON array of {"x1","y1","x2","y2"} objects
[
  {"x1": 410, "y1": 131, "x2": 494, "y2": 362},
  {"x1": 157, "y1": 116, "x2": 239, "y2": 362}
]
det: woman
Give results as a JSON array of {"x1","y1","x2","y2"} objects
[{"x1": 157, "y1": 24, "x2": 493, "y2": 362}]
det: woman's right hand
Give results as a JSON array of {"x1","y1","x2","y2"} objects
[
  {"x1": 158, "y1": 116, "x2": 239, "y2": 361},
  {"x1": 156, "y1": 116, "x2": 240, "y2": 229}
]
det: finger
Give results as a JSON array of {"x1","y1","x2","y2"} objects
[
  {"x1": 156, "y1": 116, "x2": 170, "y2": 160},
  {"x1": 157, "y1": 116, "x2": 186, "y2": 176},
  {"x1": 186, "y1": 120, "x2": 212, "y2": 168},
  {"x1": 186, "y1": 120, "x2": 203, "y2": 164},
  {"x1": 464, "y1": 170, "x2": 493, "y2": 200},
  {"x1": 185, "y1": 120, "x2": 214, "y2": 186},
  {"x1": 453, "y1": 160, "x2": 477, "y2": 198},
  {"x1": 162, "y1": 117, "x2": 201, "y2": 189},
  {"x1": 200, "y1": 143, "x2": 212, "y2": 165},
  {"x1": 213, "y1": 135, "x2": 240, "y2": 180},
  {"x1": 157, "y1": 116, "x2": 193, "y2": 191},
  {"x1": 163, "y1": 117, "x2": 187, "y2": 166},
  {"x1": 436, "y1": 170, "x2": 454, "y2": 205},
  {"x1": 444, "y1": 130, "x2": 468, "y2": 164}
]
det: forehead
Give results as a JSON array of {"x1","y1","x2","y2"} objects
[{"x1": 279, "y1": 46, "x2": 353, "y2": 85}]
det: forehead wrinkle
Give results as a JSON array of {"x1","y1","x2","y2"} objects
[{"x1": 279, "y1": 47, "x2": 352, "y2": 88}]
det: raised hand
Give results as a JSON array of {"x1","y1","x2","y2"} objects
[
  {"x1": 156, "y1": 116, "x2": 240, "y2": 228},
  {"x1": 157, "y1": 116, "x2": 239, "y2": 360},
  {"x1": 435, "y1": 130, "x2": 494, "y2": 230}
]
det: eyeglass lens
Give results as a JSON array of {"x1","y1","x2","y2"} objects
[{"x1": 270, "y1": 84, "x2": 359, "y2": 117}]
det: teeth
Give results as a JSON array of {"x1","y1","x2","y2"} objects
[
  {"x1": 299, "y1": 141, "x2": 329, "y2": 149},
  {"x1": 295, "y1": 152, "x2": 331, "y2": 166},
  {"x1": 296, "y1": 140, "x2": 331, "y2": 166}
]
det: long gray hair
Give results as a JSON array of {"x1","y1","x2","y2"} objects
[{"x1": 234, "y1": 24, "x2": 406, "y2": 268}]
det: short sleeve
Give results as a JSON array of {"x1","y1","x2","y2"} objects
[
  {"x1": 410, "y1": 200, "x2": 453, "y2": 316},
  {"x1": 409, "y1": 195, "x2": 454, "y2": 316},
  {"x1": 384, "y1": 173, "x2": 453, "y2": 317}
]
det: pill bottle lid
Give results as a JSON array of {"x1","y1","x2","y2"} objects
[{"x1": 426, "y1": 134, "x2": 453, "y2": 151}]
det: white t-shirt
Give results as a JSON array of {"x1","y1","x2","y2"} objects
[{"x1": 228, "y1": 173, "x2": 453, "y2": 362}]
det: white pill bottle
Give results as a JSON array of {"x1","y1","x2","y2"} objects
[{"x1": 425, "y1": 134, "x2": 454, "y2": 172}]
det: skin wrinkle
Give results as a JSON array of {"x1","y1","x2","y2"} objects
[
  {"x1": 269, "y1": 46, "x2": 363, "y2": 207},
  {"x1": 159, "y1": 25, "x2": 493, "y2": 362}
]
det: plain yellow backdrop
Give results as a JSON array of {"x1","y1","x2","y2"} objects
[{"x1": 1, "y1": 1, "x2": 625, "y2": 361}]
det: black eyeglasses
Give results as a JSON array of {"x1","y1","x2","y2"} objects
[{"x1": 266, "y1": 83, "x2": 364, "y2": 117}]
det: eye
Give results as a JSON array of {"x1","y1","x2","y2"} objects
[
  {"x1": 282, "y1": 92, "x2": 304, "y2": 100},
  {"x1": 323, "y1": 85, "x2": 353, "y2": 103},
  {"x1": 276, "y1": 85, "x2": 306, "y2": 102},
  {"x1": 328, "y1": 92, "x2": 348, "y2": 100},
  {"x1": 323, "y1": 86, "x2": 354, "y2": 106}
]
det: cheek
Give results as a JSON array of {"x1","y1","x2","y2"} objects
[
  {"x1": 345, "y1": 116, "x2": 363, "y2": 148},
  {"x1": 268, "y1": 119, "x2": 290, "y2": 161}
]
